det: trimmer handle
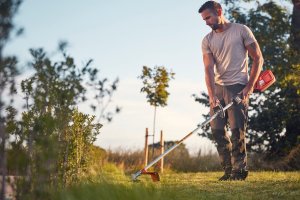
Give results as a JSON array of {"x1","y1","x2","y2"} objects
[
  {"x1": 213, "y1": 103, "x2": 225, "y2": 118},
  {"x1": 213, "y1": 96, "x2": 242, "y2": 118},
  {"x1": 232, "y1": 96, "x2": 242, "y2": 105}
]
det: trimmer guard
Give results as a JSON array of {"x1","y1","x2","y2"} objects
[{"x1": 141, "y1": 170, "x2": 160, "y2": 182}]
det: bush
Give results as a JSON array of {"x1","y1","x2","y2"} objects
[{"x1": 282, "y1": 144, "x2": 300, "y2": 170}]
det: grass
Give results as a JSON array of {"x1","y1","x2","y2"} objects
[{"x1": 54, "y1": 170, "x2": 300, "y2": 200}]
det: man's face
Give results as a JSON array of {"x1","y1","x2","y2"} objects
[{"x1": 201, "y1": 9, "x2": 220, "y2": 30}]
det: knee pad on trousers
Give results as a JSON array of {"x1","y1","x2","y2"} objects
[{"x1": 212, "y1": 129, "x2": 232, "y2": 151}]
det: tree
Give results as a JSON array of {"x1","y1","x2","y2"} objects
[
  {"x1": 194, "y1": 0, "x2": 300, "y2": 159},
  {"x1": 0, "y1": 1, "x2": 120, "y2": 198},
  {"x1": 291, "y1": 0, "x2": 300, "y2": 52},
  {"x1": 10, "y1": 44, "x2": 119, "y2": 199},
  {"x1": 139, "y1": 66, "x2": 175, "y2": 157},
  {"x1": 0, "y1": 0, "x2": 22, "y2": 199}
]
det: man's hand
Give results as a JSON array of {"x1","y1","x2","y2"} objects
[
  {"x1": 209, "y1": 96, "x2": 220, "y2": 108},
  {"x1": 241, "y1": 85, "x2": 253, "y2": 100}
]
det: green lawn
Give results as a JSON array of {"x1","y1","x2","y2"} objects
[{"x1": 56, "y1": 171, "x2": 300, "y2": 200}]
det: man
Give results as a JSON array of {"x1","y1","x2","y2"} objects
[{"x1": 199, "y1": 1, "x2": 264, "y2": 181}]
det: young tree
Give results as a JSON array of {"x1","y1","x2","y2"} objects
[{"x1": 139, "y1": 66, "x2": 175, "y2": 157}]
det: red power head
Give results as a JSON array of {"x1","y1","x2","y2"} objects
[{"x1": 254, "y1": 70, "x2": 276, "y2": 92}]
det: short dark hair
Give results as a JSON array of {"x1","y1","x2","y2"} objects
[{"x1": 198, "y1": 1, "x2": 222, "y2": 13}]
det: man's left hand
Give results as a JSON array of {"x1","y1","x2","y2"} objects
[{"x1": 241, "y1": 85, "x2": 253, "y2": 100}]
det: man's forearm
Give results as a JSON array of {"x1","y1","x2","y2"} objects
[
  {"x1": 247, "y1": 58, "x2": 264, "y2": 88},
  {"x1": 245, "y1": 41, "x2": 264, "y2": 89},
  {"x1": 205, "y1": 67, "x2": 215, "y2": 98}
]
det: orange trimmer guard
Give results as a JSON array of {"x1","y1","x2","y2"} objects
[{"x1": 141, "y1": 169, "x2": 160, "y2": 182}]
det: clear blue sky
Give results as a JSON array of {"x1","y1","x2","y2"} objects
[{"x1": 6, "y1": 0, "x2": 224, "y2": 154}]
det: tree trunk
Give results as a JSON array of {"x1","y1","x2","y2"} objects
[
  {"x1": 25, "y1": 96, "x2": 33, "y2": 184},
  {"x1": 0, "y1": 122, "x2": 6, "y2": 200},
  {"x1": 26, "y1": 130, "x2": 33, "y2": 181},
  {"x1": 292, "y1": 0, "x2": 300, "y2": 52},
  {"x1": 152, "y1": 106, "x2": 157, "y2": 158},
  {"x1": 62, "y1": 129, "x2": 69, "y2": 186}
]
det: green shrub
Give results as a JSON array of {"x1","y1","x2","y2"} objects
[{"x1": 283, "y1": 144, "x2": 300, "y2": 170}]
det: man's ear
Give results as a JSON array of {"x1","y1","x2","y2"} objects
[{"x1": 217, "y1": 8, "x2": 222, "y2": 16}]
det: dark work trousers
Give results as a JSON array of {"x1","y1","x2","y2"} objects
[{"x1": 210, "y1": 84, "x2": 248, "y2": 173}]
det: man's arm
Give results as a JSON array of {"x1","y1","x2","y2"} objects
[
  {"x1": 243, "y1": 41, "x2": 264, "y2": 99},
  {"x1": 203, "y1": 53, "x2": 219, "y2": 107}
]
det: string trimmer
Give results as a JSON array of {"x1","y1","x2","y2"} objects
[{"x1": 131, "y1": 96, "x2": 242, "y2": 182}]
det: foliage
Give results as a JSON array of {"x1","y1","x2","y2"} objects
[
  {"x1": 0, "y1": 0, "x2": 23, "y2": 55},
  {"x1": 139, "y1": 66, "x2": 175, "y2": 107},
  {"x1": 282, "y1": 144, "x2": 300, "y2": 170},
  {"x1": 194, "y1": 0, "x2": 300, "y2": 158},
  {"x1": 11, "y1": 49, "x2": 101, "y2": 199},
  {"x1": 0, "y1": 0, "x2": 22, "y2": 199},
  {"x1": 91, "y1": 76, "x2": 121, "y2": 123},
  {"x1": 4, "y1": 45, "x2": 120, "y2": 199},
  {"x1": 61, "y1": 110, "x2": 102, "y2": 185},
  {"x1": 1, "y1": 1, "x2": 120, "y2": 198},
  {"x1": 87, "y1": 145, "x2": 107, "y2": 175},
  {"x1": 192, "y1": 92, "x2": 212, "y2": 140},
  {"x1": 86, "y1": 58, "x2": 120, "y2": 123}
]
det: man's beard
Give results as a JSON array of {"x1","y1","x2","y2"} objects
[{"x1": 211, "y1": 23, "x2": 219, "y2": 30}]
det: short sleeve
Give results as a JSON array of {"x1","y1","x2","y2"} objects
[
  {"x1": 242, "y1": 25, "x2": 257, "y2": 46},
  {"x1": 202, "y1": 36, "x2": 212, "y2": 54}
]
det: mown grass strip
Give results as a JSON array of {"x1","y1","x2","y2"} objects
[{"x1": 55, "y1": 172, "x2": 300, "y2": 200}]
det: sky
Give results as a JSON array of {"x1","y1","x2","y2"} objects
[{"x1": 6, "y1": 0, "x2": 221, "y2": 155}]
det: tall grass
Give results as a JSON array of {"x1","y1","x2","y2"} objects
[
  {"x1": 106, "y1": 143, "x2": 300, "y2": 173},
  {"x1": 106, "y1": 146, "x2": 221, "y2": 173},
  {"x1": 106, "y1": 148, "x2": 145, "y2": 173}
]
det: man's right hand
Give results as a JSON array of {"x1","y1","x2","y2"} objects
[{"x1": 209, "y1": 96, "x2": 220, "y2": 108}]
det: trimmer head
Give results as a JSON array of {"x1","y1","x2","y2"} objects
[
  {"x1": 131, "y1": 169, "x2": 160, "y2": 182},
  {"x1": 142, "y1": 171, "x2": 160, "y2": 182}
]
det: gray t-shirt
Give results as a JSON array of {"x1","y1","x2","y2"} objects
[{"x1": 202, "y1": 23, "x2": 257, "y2": 85}]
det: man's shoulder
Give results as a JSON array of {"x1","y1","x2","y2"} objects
[
  {"x1": 231, "y1": 23, "x2": 251, "y2": 31},
  {"x1": 203, "y1": 31, "x2": 213, "y2": 42}
]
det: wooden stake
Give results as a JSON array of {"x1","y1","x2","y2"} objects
[
  {"x1": 160, "y1": 130, "x2": 164, "y2": 173},
  {"x1": 144, "y1": 128, "x2": 149, "y2": 166}
]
